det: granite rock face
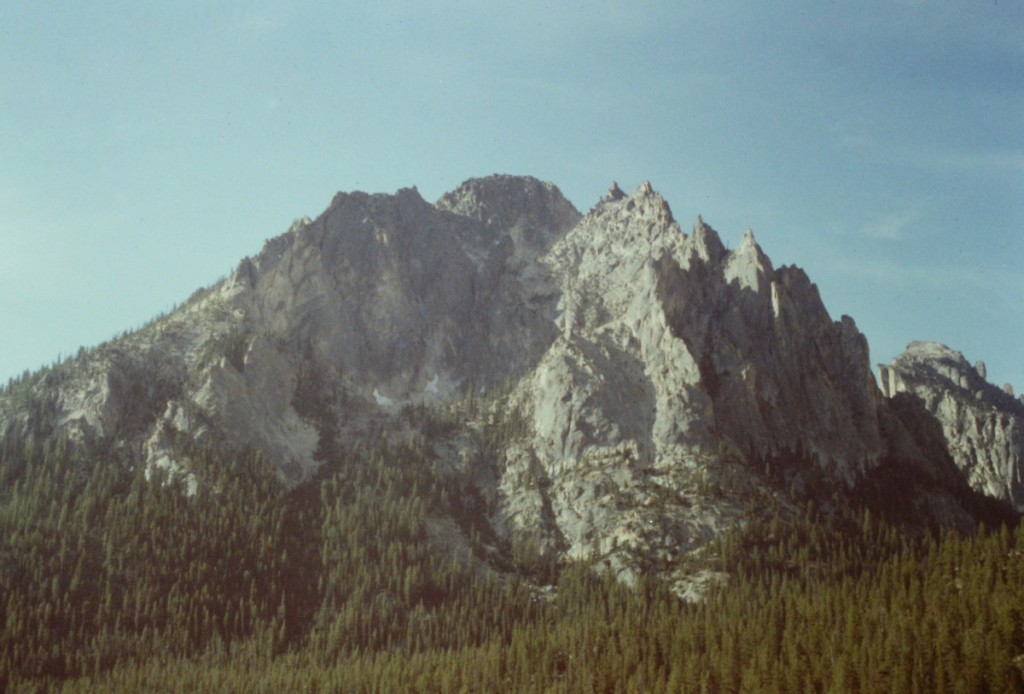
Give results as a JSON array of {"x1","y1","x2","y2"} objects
[
  {"x1": 880, "y1": 342, "x2": 1024, "y2": 510},
  {"x1": 490, "y1": 182, "x2": 889, "y2": 577},
  {"x1": 0, "y1": 175, "x2": 1015, "y2": 591},
  {"x1": 2, "y1": 175, "x2": 581, "y2": 485}
]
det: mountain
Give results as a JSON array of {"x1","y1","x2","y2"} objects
[
  {"x1": 879, "y1": 341, "x2": 1024, "y2": 510},
  {"x1": 0, "y1": 175, "x2": 1017, "y2": 592}
]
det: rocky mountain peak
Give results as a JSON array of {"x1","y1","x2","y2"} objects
[
  {"x1": 603, "y1": 180, "x2": 626, "y2": 202},
  {"x1": 879, "y1": 342, "x2": 1024, "y2": 508},
  {"x1": 324, "y1": 184, "x2": 431, "y2": 222},
  {"x1": 690, "y1": 215, "x2": 726, "y2": 262},
  {"x1": 434, "y1": 174, "x2": 580, "y2": 233},
  {"x1": 724, "y1": 229, "x2": 774, "y2": 294},
  {"x1": 880, "y1": 342, "x2": 1020, "y2": 411},
  {"x1": 737, "y1": 228, "x2": 758, "y2": 251},
  {"x1": 1, "y1": 173, "x2": 1017, "y2": 597},
  {"x1": 623, "y1": 180, "x2": 675, "y2": 225}
]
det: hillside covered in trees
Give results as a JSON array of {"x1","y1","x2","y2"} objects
[{"x1": 2, "y1": 425, "x2": 1022, "y2": 692}]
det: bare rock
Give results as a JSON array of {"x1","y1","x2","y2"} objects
[{"x1": 879, "y1": 342, "x2": 1024, "y2": 509}]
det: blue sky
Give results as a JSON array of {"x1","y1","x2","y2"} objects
[{"x1": 2, "y1": 2, "x2": 1022, "y2": 391}]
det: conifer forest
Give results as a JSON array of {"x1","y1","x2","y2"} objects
[{"x1": 2, "y1": 415, "x2": 1022, "y2": 693}]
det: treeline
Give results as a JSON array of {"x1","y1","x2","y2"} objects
[{"x1": 2, "y1": 433, "x2": 1023, "y2": 692}]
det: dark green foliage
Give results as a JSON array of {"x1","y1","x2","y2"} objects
[
  {"x1": 2, "y1": 434, "x2": 1023, "y2": 692},
  {"x1": 198, "y1": 326, "x2": 250, "y2": 373},
  {"x1": 291, "y1": 359, "x2": 342, "y2": 461},
  {"x1": 0, "y1": 443, "x2": 298, "y2": 681}
]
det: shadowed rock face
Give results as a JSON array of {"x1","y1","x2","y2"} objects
[
  {"x1": 241, "y1": 179, "x2": 579, "y2": 404},
  {"x1": 1, "y1": 175, "x2": 1014, "y2": 588},
  {"x1": 879, "y1": 342, "x2": 1024, "y2": 509}
]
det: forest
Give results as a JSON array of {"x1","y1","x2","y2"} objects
[{"x1": 1, "y1": 425, "x2": 1023, "y2": 693}]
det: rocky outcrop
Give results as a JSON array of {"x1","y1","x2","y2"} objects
[
  {"x1": 489, "y1": 182, "x2": 888, "y2": 575},
  {"x1": 879, "y1": 342, "x2": 1024, "y2": 509},
  {"x1": 236, "y1": 177, "x2": 578, "y2": 405}
]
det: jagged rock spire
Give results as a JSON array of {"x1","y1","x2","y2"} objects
[{"x1": 605, "y1": 181, "x2": 626, "y2": 201}]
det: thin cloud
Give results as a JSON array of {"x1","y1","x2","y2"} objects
[
  {"x1": 818, "y1": 252, "x2": 1019, "y2": 306},
  {"x1": 834, "y1": 122, "x2": 1024, "y2": 174},
  {"x1": 859, "y1": 206, "x2": 922, "y2": 241},
  {"x1": 233, "y1": 7, "x2": 286, "y2": 44},
  {"x1": 922, "y1": 148, "x2": 1024, "y2": 173}
]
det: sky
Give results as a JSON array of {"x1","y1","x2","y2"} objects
[{"x1": 1, "y1": 2, "x2": 1022, "y2": 391}]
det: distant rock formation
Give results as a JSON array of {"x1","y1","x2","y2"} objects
[{"x1": 879, "y1": 342, "x2": 1023, "y2": 510}]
